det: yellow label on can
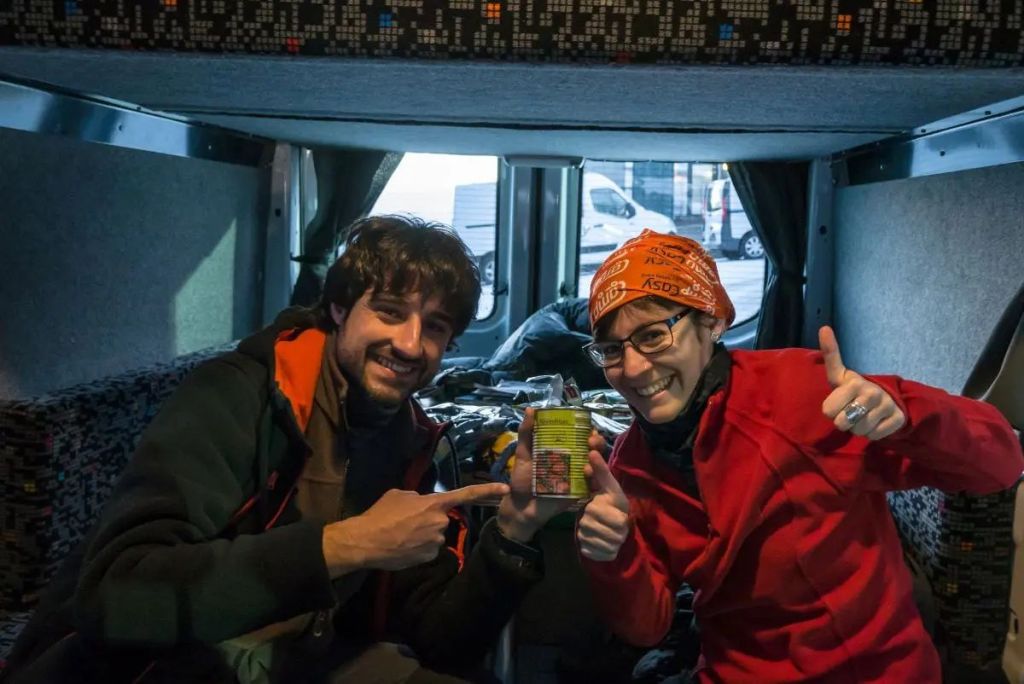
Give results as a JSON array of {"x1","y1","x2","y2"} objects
[
  {"x1": 532, "y1": 408, "x2": 591, "y2": 498},
  {"x1": 535, "y1": 408, "x2": 592, "y2": 430}
]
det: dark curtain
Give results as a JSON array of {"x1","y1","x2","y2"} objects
[
  {"x1": 290, "y1": 148, "x2": 403, "y2": 307},
  {"x1": 728, "y1": 161, "x2": 809, "y2": 349}
]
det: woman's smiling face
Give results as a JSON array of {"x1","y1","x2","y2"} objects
[{"x1": 600, "y1": 299, "x2": 723, "y2": 424}]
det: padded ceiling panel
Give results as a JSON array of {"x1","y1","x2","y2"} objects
[
  {"x1": 187, "y1": 115, "x2": 888, "y2": 161},
  {"x1": 2, "y1": 48, "x2": 1024, "y2": 159},
  {"x1": 3, "y1": 49, "x2": 1024, "y2": 130}
]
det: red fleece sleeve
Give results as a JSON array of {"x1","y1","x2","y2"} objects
[
  {"x1": 580, "y1": 493, "x2": 678, "y2": 647},
  {"x1": 861, "y1": 375, "x2": 1023, "y2": 493}
]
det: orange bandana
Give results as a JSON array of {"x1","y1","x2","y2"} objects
[{"x1": 588, "y1": 229, "x2": 736, "y2": 329}]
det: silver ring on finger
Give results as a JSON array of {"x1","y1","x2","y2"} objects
[{"x1": 843, "y1": 400, "x2": 869, "y2": 426}]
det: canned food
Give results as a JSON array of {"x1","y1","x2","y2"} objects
[{"x1": 532, "y1": 407, "x2": 591, "y2": 498}]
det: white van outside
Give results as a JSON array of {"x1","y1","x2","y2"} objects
[
  {"x1": 578, "y1": 172, "x2": 677, "y2": 272},
  {"x1": 454, "y1": 172, "x2": 676, "y2": 284},
  {"x1": 702, "y1": 178, "x2": 764, "y2": 260},
  {"x1": 449, "y1": 181, "x2": 498, "y2": 283}
]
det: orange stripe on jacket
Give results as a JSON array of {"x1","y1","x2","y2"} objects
[
  {"x1": 447, "y1": 508, "x2": 469, "y2": 570},
  {"x1": 273, "y1": 328, "x2": 326, "y2": 432}
]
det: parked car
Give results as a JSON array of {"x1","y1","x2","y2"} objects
[
  {"x1": 702, "y1": 178, "x2": 764, "y2": 260},
  {"x1": 453, "y1": 172, "x2": 676, "y2": 285}
]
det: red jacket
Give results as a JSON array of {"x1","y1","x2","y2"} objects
[{"x1": 582, "y1": 348, "x2": 1023, "y2": 683}]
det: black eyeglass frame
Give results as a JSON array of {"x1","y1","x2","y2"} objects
[{"x1": 583, "y1": 309, "x2": 692, "y2": 368}]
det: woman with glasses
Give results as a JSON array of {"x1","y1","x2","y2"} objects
[{"x1": 575, "y1": 230, "x2": 1023, "y2": 683}]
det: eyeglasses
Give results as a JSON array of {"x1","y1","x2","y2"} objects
[{"x1": 583, "y1": 310, "x2": 691, "y2": 368}]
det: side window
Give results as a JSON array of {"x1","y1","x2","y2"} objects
[
  {"x1": 579, "y1": 161, "x2": 765, "y2": 326},
  {"x1": 370, "y1": 153, "x2": 499, "y2": 320},
  {"x1": 590, "y1": 187, "x2": 629, "y2": 217}
]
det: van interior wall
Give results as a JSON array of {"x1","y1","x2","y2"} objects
[
  {"x1": 0, "y1": 127, "x2": 267, "y2": 399},
  {"x1": 831, "y1": 162, "x2": 1024, "y2": 393}
]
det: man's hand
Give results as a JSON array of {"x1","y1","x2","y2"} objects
[
  {"x1": 497, "y1": 408, "x2": 607, "y2": 543},
  {"x1": 577, "y1": 451, "x2": 631, "y2": 562},
  {"x1": 322, "y1": 482, "x2": 509, "y2": 576},
  {"x1": 819, "y1": 325, "x2": 906, "y2": 441}
]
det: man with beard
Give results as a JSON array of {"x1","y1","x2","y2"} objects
[{"x1": 5, "y1": 215, "x2": 593, "y2": 683}]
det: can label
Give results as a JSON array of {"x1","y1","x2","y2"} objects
[{"x1": 532, "y1": 407, "x2": 591, "y2": 498}]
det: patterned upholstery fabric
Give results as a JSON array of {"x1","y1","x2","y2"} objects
[
  {"x1": 0, "y1": 611, "x2": 30, "y2": 670},
  {"x1": 888, "y1": 475, "x2": 1020, "y2": 672},
  {"x1": 0, "y1": 345, "x2": 232, "y2": 662},
  {"x1": 1, "y1": 0, "x2": 1023, "y2": 66}
]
